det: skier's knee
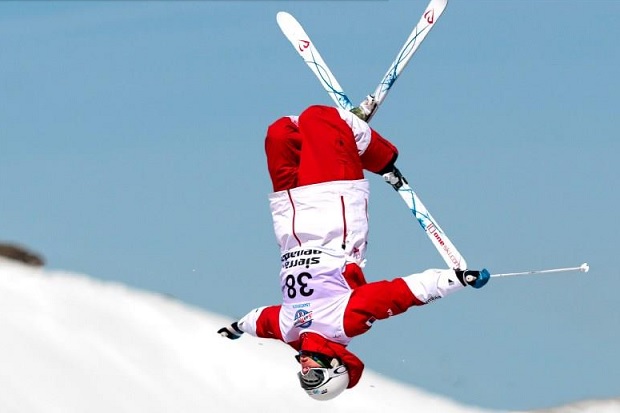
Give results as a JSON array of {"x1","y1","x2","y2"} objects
[
  {"x1": 266, "y1": 117, "x2": 299, "y2": 146},
  {"x1": 298, "y1": 105, "x2": 331, "y2": 126}
]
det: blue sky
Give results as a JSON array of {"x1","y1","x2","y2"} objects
[{"x1": 1, "y1": 1, "x2": 618, "y2": 410}]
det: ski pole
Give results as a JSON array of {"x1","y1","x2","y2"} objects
[{"x1": 490, "y1": 263, "x2": 589, "y2": 278}]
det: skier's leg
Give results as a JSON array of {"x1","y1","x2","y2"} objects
[
  {"x1": 265, "y1": 107, "x2": 401, "y2": 189},
  {"x1": 296, "y1": 105, "x2": 364, "y2": 186},
  {"x1": 265, "y1": 116, "x2": 302, "y2": 192},
  {"x1": 343, "y1": 278, "x2": 420, "y2": 337},
  {"x1": 359, "y1": 129, "x2": 399, "y2": 175}
]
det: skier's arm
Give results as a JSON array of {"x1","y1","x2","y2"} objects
[
  {"x1": 217, "y1": 305, "x2": 283, "y2": 341},
  {"x1": 217, "y1": 321, "x2": 244, "y2": 340},
  {"x1": 343, "y1": 269, "x2": 489, "y2": 337},
  {"x1": 343, "y1": 277, "x2": 421, "y2": 337}
]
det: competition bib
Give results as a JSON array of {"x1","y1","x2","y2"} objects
[
  {"x1": 280, "y1": 247, "x2": 349, "y2": 303},
  {"x1": 279, "y1": 247, "x2": 353, "y2": 345}
]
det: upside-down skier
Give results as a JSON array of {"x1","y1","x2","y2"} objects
[{"x1": 218, "y1": 103, "x2": 490, "y2": 401}]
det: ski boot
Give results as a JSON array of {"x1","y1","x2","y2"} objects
[
  {"x1": 350, "y1": 95, "x2": 377, "y2": 122},
  {"x1": 382, "y1": 166, "x2": 407, "y2": 190}
]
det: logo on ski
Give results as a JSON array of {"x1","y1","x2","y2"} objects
[
  {"x1": 427, "y1": 222, "x2": 462, "y2": 268},
  {"x1": 298, "y1": 39, "x2": 310, "y2": 52},
  {"x1": 424, "y1": 9, "x2": 435, "y2": 24}
]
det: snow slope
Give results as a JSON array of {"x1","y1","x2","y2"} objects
[{"x1": 0, "y1": 258, "x2": 617, "y2": 413}]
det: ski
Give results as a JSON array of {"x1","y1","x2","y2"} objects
[
  {"x1": 276, "y1": 11, "x2": 354, "y2": 111},
  {"x1": 276, "y1": 0, "x2": 448, "y2": 120},
  {"x1": 393, "y1": 177, "x2": 467, "y2": 269},
  {"x1": 276, "y1": 2, "x2": 465, "y2": 269},
  {"x1": 367, "y1": 0, "x2": 448, "y2": 121}
]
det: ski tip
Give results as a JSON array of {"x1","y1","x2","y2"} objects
[{"x1": 276, "y1": 11, "x2": 292, "y2": 23}]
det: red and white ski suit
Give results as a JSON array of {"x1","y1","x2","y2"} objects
[{"x1": 237, "y1": 105, "x2": 466, "y2": 388}]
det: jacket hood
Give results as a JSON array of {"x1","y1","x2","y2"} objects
[{"x1": 299, "y1": 332, "x2": 364, "y2": 388}]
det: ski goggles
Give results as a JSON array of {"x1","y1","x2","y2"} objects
[
  {"x1": 294, "y1": 351, "x2": 332, "y2": 368},
  {"x1": 297, "y1": 367, "x2": 331, "y2": 390}
]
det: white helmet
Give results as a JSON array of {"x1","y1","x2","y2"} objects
[{"x1": 297, "y1": 358, "x2": 349, "y2": 401}]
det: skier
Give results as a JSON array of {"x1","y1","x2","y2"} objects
[{"x1": 218, "y1": 103, "x2": 489, "y2": 401}]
